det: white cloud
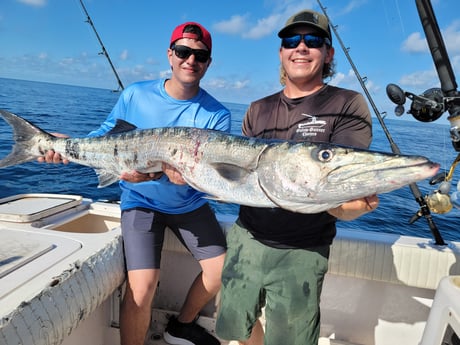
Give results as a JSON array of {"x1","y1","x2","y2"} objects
[
  {"x1": 329, "y1": 71, "x2": 346, "y2": 86},
  {"x1": 402, "y1": 20, "x2": 460, "y2": 55},
  {"x1": 205, "y1": 78, "x2": 227, "y2": 89},
  {"x1": 159, "y1": 69, "x2": 171, "y2": 78},
  {"x1": 120, "y1": 49, "x2": 128, "y2": 61},
  {"x1": 243, "y1": 14, "x2": 282, "y2": 39},
  {"x1": 145, "y1": 57, "x2": 157, "y2": 65},
  {"x1": 399, "y1": 20, "x2": 460, "y2": 90},
  {"x1": 338, "y1": 0, "x2": 368, "y2": 15},
  {"x1": 364, "y1": 79, "x2": 380, "y2": 94},
  {"x1": 203, "y1": 77, "x2": 250, "y2": 90},
  {"x1": 401, "y1": 32, "x2": 428, "y2": 53},
  {"x1": 330, "y1": 69, "x2": 358, "y2": 86},
  {"x1": 233, "y1": 79, "x2": 250, "y2": 89},
  {"x1": 399, "y1": 69, "x2": 438, "y2": 88},
  {"x1": 59, "y1": 57, "x2": 75, "y2": 67},
  {"x1": 451, "y1": 54, "x2": 460, "y2": 73},
  {"x1": 329, "y1": 69, "x2": 379, "y2": 95},
  {"x1": 443, "y1": 20, "x2": 460, "y2": 54},
  {"x1": 212, "y1": 0, "x2": 314, "y2": 40},
  {"x1": 213, "y1": 14, "x2": 249, "y2": 35},
  {"x1": 17, "y1": 0, "x2": 46, "y2": 7}
]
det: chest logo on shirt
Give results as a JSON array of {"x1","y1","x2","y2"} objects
[{"x1": 296, "y1": 114, "x2": 326, "y2": 137}]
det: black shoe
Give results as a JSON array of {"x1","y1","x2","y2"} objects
[{"x1": 163, "y1": 315, "x2": 220, "y2": 345}]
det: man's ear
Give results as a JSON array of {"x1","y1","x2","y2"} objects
[{"x1": 325, "y1": 46, "x2": 335, "y2": 64}]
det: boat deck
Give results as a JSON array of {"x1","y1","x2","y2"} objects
[{"x1": 2, "y1": 194, "x2": 460, "y2": 345}]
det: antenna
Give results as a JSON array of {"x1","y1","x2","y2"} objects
[
  {"x1": 316, "y1": 0, "x2": 445, "y2": 245},
  {"x1": 78, "y1": 0, "x2": 125, "y2": 91}
]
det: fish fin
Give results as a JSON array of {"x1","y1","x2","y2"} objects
[
  {"x1": 212, "y1": 163, "x2": 251, "y2": 181},
  {"x1": 106, "y1": 119, "x2": 138, "y2": 135},
  {"x1": 0, "y1": 109, "x2": 54, "y2": 168},
  {"x1": 95, "y1": 169, "x2": 119, "y2": 188}
]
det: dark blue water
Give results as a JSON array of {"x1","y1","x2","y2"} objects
[{"x1": 0, "y1": 77, "x2": 458, "y2": 241}]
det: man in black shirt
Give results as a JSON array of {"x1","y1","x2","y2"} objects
[{"x1": 216, "y1": 9, "x2": 379, "y2": 345}]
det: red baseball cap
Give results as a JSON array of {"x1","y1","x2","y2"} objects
[{"x1": 170, "y1": 22, "x2": 212, "y2": 53}]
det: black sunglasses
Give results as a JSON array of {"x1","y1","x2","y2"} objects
[
  {"x1": 281, "y1": 34, "x2": 331, "y2": 49},
  {"x1": 171, "y1": 44, "x2": 210, "y2": 63}
]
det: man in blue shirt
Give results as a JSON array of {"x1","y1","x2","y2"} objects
[{"x1": 42, "y1": 22, "x2": 230, "y2": 345}]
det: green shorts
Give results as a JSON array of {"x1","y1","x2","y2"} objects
[{"x1": 216, "y1": 221, "x2": 330, "y2": 345}]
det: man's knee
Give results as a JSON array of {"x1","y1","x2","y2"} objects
[
  {"x1": 125, "y1": 269, "x2": 160, "y2": 306},
  {"x1": 200, "y1": 254, "x2": 225, "y2": 290}
]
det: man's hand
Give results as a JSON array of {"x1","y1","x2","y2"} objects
[
  {"x1": 327, "y1": 195, "x2": 379, "y2": 221},
  {"x1": 162, "y1": 163, "x2": 186, "y2": 185},
  {"x1": 120, "y1": 170, "x2": 164, "y2": 183},
  {"x1": 37, "y1": 150, "x2": 69, "y2": 164},
  {"x1": 37, "y1": 133, "x2": 70, "y2": 164}
]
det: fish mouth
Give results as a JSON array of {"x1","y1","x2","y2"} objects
[{"x1": 328, "y1": 157, "x2": 440, "y2": 183}]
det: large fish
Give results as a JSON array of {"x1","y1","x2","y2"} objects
[{"x1": 0, "y1": 109, "x2": 439, "y2": 213}]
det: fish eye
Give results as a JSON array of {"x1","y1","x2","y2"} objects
[{"x1": 317, "y1": 149, "x2": 333, "y2": 162}]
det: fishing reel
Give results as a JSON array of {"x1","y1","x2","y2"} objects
[
  {"x1": 422, "y1": 155, "x2": 460, "y2": 215},
  {"x1": 386, "y1": 83, "x2": 460, "y2": 151},
  {"x1": 386, "y1": 84, "x2": 460, "y2": 215},
  {"x1": 386, "y1": 84, "x2": 445, "y2": 122}
]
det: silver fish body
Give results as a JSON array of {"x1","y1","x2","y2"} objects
[{"x1": 0, "y1": 110, "x2": 439, "y2": 213}]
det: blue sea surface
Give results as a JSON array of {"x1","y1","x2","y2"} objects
[{"x1": 0, "y1": 77, "x2": 458, "y2": 242}]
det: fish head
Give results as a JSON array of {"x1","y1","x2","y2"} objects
[{"x1": 256, "y1": 141, "x2": 439, "y2": 211}]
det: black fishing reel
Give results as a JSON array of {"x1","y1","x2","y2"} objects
[
  {"x1": 386, "y1": 83, "x2": 460, "y2": 153},
  {"x1": 386, "y1": 83, "x2": 460, "y2": 216},
  {"x1": 386, "y1": 84, "x2": 445, "y2": 122}
]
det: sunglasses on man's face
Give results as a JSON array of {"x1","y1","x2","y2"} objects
[
  {"x1": 281, "y1": 34, "x2": 331, "y2": 49},
  {"x1": 172, "y1": 45, "x2": 210, "y2": 63}
]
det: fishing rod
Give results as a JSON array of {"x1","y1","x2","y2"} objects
[
  {"x1": 78, "y1": 0, "x2": 125, "y2": 91},
  {"x1": 386, "y1": 1, "x2": 460, "y2": 145},
  {"x1": 317, "y1": 0, "x2": 445, "y2": 245},
  {"x1": 386, "y1": 1, "x2": 460, "y2": 228}
]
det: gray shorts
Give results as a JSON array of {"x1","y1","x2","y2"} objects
[{"x1": 121, "y1": 204, "x2": 226, "y2": 270}]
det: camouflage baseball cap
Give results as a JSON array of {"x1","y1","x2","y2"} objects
[{"x1": 278, "y1": 9, "x2": 332, "y2": 42}]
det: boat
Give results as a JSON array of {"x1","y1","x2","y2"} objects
[
  {"x1": 2, "y1": 0, "x2": 460, "y2": 343},
  {"x1": 0, "y1": 193, "x2": 459, "y2": 345}
]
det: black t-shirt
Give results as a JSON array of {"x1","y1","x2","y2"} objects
[{"x1": 239, "y1": 85, "x2": 372, "y2": 249}]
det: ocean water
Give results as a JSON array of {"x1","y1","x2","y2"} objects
[{"x1": 0, "y1": 77, "x2": 458, "y2": 242}]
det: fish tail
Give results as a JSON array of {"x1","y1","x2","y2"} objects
[{"x1": 0, "y1": 109, "x2": 54, "y2": 168}]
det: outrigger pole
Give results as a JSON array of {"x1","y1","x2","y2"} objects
[
  {"x1": 316, "y1": 0, "x2": 445, "y2": 245},
  {"x1": 78, "y1": 0, "x2": 125, "y2": 91}
]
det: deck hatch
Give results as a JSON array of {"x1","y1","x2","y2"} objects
[{"x1": 0, "y1": 194, "x2": 82, "y2": 222}]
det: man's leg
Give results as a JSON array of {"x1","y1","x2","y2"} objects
[
  {"x1": 163, "y1": 253, "x2": 225, "y2": 345},
  {"x1": 120, "y1": 268, "x2": 160, "y2": 345},
  {"x1": 163, "y1": 204, "x2": 226, "y2": 344},
  {"x1": 120, "y1": 208, "x2": 165, "y2": 345},
  {"x1": 215, "y1": 224, "x2": 265, "y2": 345},
  {"x1": 238, "y1": 320, "x2": 264, "y2": 345},
  {"x1": 178, "y1": 253, "x2": 225, "y2": 322}
]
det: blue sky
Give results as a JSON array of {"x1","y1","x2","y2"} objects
[{"x1": 0, "y1": 0, "x2": 459, "y2": 123}]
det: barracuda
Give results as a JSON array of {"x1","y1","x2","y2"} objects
[{"x1": 0, "y1": 109, "x2": 439, "y2": 213}]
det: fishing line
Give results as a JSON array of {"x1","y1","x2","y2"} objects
[
  {"x1": 394, "y1": 0, "x2": 406, "y2": 36},
  {"x1": 316, "y1": 0, "x2": 445, "y2": 245}
]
